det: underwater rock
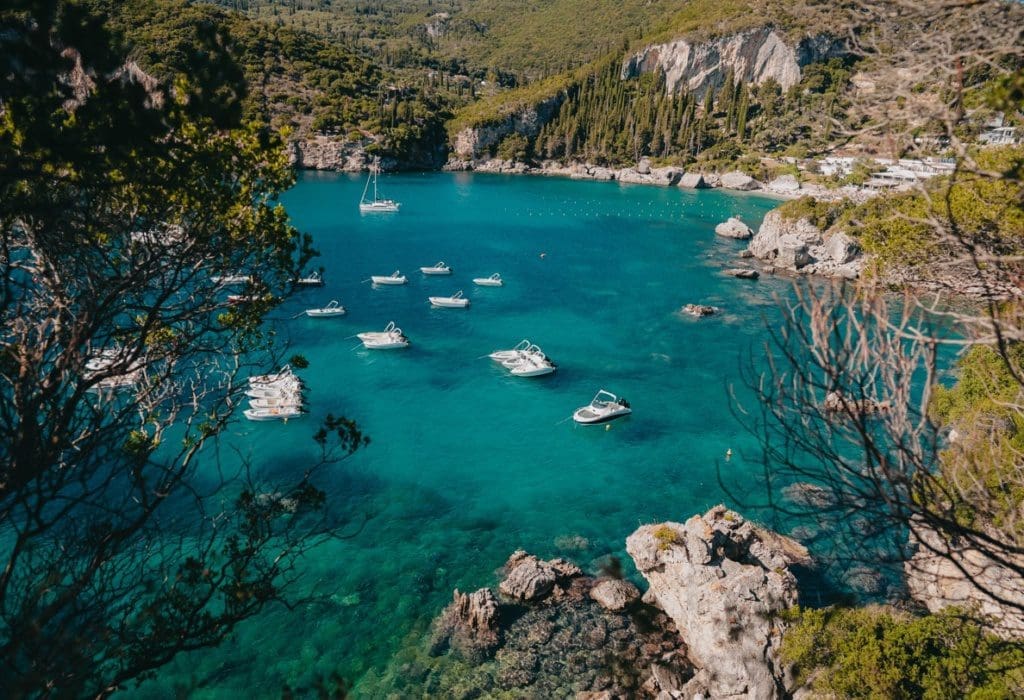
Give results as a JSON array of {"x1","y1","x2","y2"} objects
[
  {"x1": 429, "y1": 588, "x2": 501, "y2": 664},
  {"x1": 589, "y1": 579, "x2": 641, "y2": 612},
  {"x1": 725, "y1": 268, "x2": 760, "y2": 279},
  {"x1": 782, "y1": 482, "x2": 838, "y2": 509},
  {"x1": 823, "y1": 390, "x2": 891, "y2": 416}
]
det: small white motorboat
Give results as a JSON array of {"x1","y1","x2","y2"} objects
[
  {"x1": 249, "y1": 395, "x2": 303, "y2": 409},
  {"x1": 499, "y1": 345, "x2": 556, "y2": 377},
  {"x1": 473, "y1": 273, "x2": 503, "y2": 287},
  {"x1": 305, "y1": 300, "x2": 346, "y2": 318},
  {"x1": 244, "y1": 382, "x2": 302, "y2": 399},
  {"x1": 244, "y1": 406, "x2": 305, "y2": 422},
  {"x1": 572, "y1": 390, "x2": 632, "y2": 425},
  {"x1": 508, "y1": 355, "x2": 556, "y2": 377},
  {"x1": 428, "y1": 290, "x2": 469, "y2": 308},
  {"x1": 489, "y1": 339, "x2": 531, "y2": 363},
  {"x1": 249, "y1": 365, "x2": 296, "y2": 386},
  {"x1": 227, "y1": 294, "x2": 256, "y2": 305},
  {"x1": 211, "y1": 273, "x2": 252, "y2": 285},
  {"x1": 371, "y1": 270, "x2": 408, "y2": 285},
  {"x1": 420, "y1": 261, "x2": 452, "y2": 275},
  {"x1": 296, "y1": 271, "x2": 325, "y2": 286},
  {"x1": 357, "y1": 321, "x2": 410, "y2": 349}
]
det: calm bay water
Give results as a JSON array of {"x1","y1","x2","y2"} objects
[{"x1": 145, "y1": 171, "x2": 791, "y2": 697}]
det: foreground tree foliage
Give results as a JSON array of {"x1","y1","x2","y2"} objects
[
  {"x1": 735, "y1": 0, "x2": 1024, "y2": 683},
  {"x1": 0, "y1": 0, "x2": 366, "y2": 694}
]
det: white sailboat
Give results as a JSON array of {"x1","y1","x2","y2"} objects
[{"x1": 359, "y1": 162, "x2": 400, "y2": 213}]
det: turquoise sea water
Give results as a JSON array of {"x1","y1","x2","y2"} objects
[{"x1": 147, "y1": 171, "x2": 791, "y2": 696}]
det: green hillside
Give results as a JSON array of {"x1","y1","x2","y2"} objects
[
  {"x1": 205, "y1": 0, "x2": 712, "y2": 78},
  {"x1": 86, "y1": 0, "x2": 453, "y2": 165}
]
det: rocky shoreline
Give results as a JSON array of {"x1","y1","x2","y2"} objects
[
  {"x1": 366, "y1": 506, "x2": 811, "y2": 699},
  {"x1": 441, "y1": 155, "x2": 871, "y2": 204}
]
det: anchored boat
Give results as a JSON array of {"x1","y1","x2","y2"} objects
[
  {"x1": 473, "y1": 273, "x2": 503, "y2": 287},
  {"x1": 420, "y1": 261, "x2": 452, "y2": 275},
  {"x1": 572, "y1": 390, "x2": 632, "y2": 425},
  {"x1": 371, "y1": 270, "x2": 407, "y2": 285},
  {"x1": 428, "y1": 290, "x2": 470, "y2": 308},
  {"x1": 305, "y1": 300, "x2": 346, "y2": 318},
  {"x1": 357, "y1": 321, "x2": 410, "y2": 349},
  {"x1": 359, "y1": 161, "x2": 400, "y2": 213}
]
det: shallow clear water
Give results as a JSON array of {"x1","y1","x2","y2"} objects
[{"x1": 144, "y1": 171, "x2": 791, "y2": 696}]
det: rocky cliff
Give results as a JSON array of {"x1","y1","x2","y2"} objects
[
  {"x1": 748, "y1": 209, "x2": 863, "y2": 278},
  {"x1": 451, "y1": 92, "x2": 567, "y2": 160},
  {"x1": 627, "y1": 506, "x2": 810, "y2": 699},
  {"x1": 621, "y1": 27, "x2": 846, "y2": 96}
]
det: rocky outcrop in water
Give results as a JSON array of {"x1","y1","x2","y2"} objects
[
  {"x1": 681, "y1": 303, "x2": 720, "y2": 317},
  {"x1": 622, "y1": 28, "x2": 846, "y2": 97},
  {"x1": 626, "y1": 505, "x2": 809, "y2": 699},
  {"x1": 716, "y1": 216, "x2": 754, "y2": 239},
  {"x1": 430, "y1": 588, "x2": 502, "y2": 663},
  {"x1": 499, "y1": 550, "x2": 583, "y2": 602},
  {"x1": 384, "y1": 552, "x2": 693, "y2": 698},
  {"x1": 748, "y1": 209, "x2": 863, "y2": 278}
]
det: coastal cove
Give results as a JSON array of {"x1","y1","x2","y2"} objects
[{"x1": 147, "y1": 171, "x2": 806, "y2": 696}]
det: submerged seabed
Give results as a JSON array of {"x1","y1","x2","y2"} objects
[{"x1": 140, "y1": 171, "x2": 794, "y2": 697}]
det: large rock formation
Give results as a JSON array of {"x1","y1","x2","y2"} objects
[
  {"x1": 720, "y1": 171, "x2": 763, "y2": 191},
  {"x1": 626, "y1": 505, "x2": 809, "y2": 699},
  {"x1": 499, "y1": 550, "x2": 582, "y2": 602},
  {"x1": 715, "y1": 216, "x2": 754, "y2": 239},
  {"x1": 622, "y1": 27, "x2": 846, "y2": 97},
  {"x1": 748, "y1": 209, "x2": 863, "y2": 278},
  {"x1": 906, "y1": 521, "x2": 1024, "y2": 640},
  {"x1": 452, "y1": 93, "x2": 567, "y2": 160}
]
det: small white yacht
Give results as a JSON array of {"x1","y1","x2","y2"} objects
[
  {"x1": 473, "y1": 273, "x2": 503, "y2": 287},
  {"x1": 359, "y1": 162, "x2": 400, "y2": 213},
  {"x1": 249, "y1": 365, "x2": 296, "y2": 386},
  {"x1": 249, "y1": 395, "x2": 303, "y2": 409},
  {"x1": 357, "y1": 321, "x2": 410, "y2": 349},
  {"x1": 572, "y1": 390, "x2": 632, "y2": 425},
  {"x1": 305, "y1": 300, "x2": 346, "y2": 318},
  {"x1": 296, "y1": 271, "x2": 325, "y2": 287},
  {"x1": 227, "y1": 294, "x2": 256, "y2": 305},
  {"x1": 508, "y1": 356, "x2": 556, "y2": 377},
  {"x1": 489, "y1": 339, "x2": 531, "y2": 363},
  {"x1": 244, "y1": 406, "x2": 305, "y2": 422},
  {"x1": 371, "y1": 270, "x2": 408, "y2": 285},
  {"x1": 428, "y1": 290, "x2": 469, "y2": 308},
  {"x1": 420, "y1": 261, "x2": 452, "y2": 275},
  {"x1": 244, "y1": 381, "x2": 302, "y2": 399},
  {"x1": 499, "y1": 344, "x2": 556, "y2": 377}
]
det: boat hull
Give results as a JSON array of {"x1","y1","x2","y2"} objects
[
  {"x1": 371, "y1": 276, "x2": 407, "y2": 285},
  {"x1": 421, "y1": 268, "x2": 452, "y2": 275},
  {"x1": 305, "y1": 308, "x2": 346, "y2": 317},
  {"x1": 572, "y1": 407, "x2": 631, "y2": 424},
  {"x1": 244, "y1": 408, "x2": 304, "y2": 422},
  {"x1": 429, "y1": 297, "x2": 469, "y2": 308},
  {"x1": 510, "y1": 364, "x2": 555, "y2": 377},
  {"x1": 359, "y1": 202, "x2": 400, "y2": 213}
]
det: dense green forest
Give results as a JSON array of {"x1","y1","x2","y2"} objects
[
  {"x1": 87, "y1": 0, "x2": 456, "y2": 164},
  {"x1": 466, "y1": 54, "x2": 853, "y2": 170}
]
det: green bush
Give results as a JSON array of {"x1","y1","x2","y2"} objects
[{"x1": 782, "y1": 606, "x2": 1024, "y2": 699}]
